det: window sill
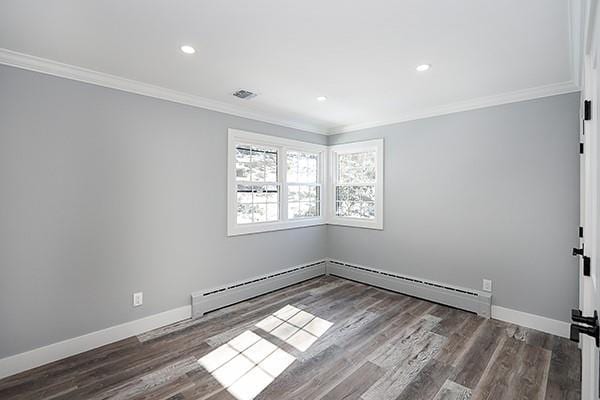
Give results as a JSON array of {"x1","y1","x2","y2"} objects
[
  {"x1": 227, "y1": 218, "x2": 326, "y2": 236},
  {"x1": 327, "y1": 217, "x2": 383, "y2": 230},
  {"x1": 227, "y1": 217, "x2": 385, "y2": 236}
]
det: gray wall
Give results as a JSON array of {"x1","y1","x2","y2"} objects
[
  {"x1": 0, "y1": 65, "x2": 328, "y2": 358},
  {"x1": 0, "y1": 64, "x2": 580, "y2": 359},
  {"x1": 327, "y1": 93, "x2": 581, "y2": 322}
]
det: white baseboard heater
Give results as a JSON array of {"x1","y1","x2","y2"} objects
[
  {"x1": 190, "y1": 258, "x2": 491, "y2": 319},
  {"x1": 191, "y1": 260, "x2": 327, "y2": 318},
  {"x1": 326, "y1": 259, "x2": 492, "y2": 318}
]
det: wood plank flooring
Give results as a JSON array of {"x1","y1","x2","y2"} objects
[{"x1": 0, "y1": 276, "x2": 581, "y2": 400}]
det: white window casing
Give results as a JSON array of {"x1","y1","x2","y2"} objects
[
  {"x1": 228, "y1": 129, "x2": 328, "y2": 236},
  {"x1": 228, "y1": 129, "x2": 383, "y2": 235},
  {"x1": 328, "y1": 139, "x2": 384, "y2": 230}
]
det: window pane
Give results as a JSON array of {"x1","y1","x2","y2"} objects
[
  {"x1": 254, "y1": 203, "x2": 267, "y2": 222},
  {"x1": 298, "y1": 185, "x2": 314, "y2": 201},
  {"x1": 236, "y1": 184, "x2": 279, "y2": 224},
  {"x1": 338, "y1": 151, "x2": 376, "y2": 184},
  {"x1": 287, "y1": 151, "x2": 299, "y2": 183},
  {"x1": 266, "y1": 204, "x2": 279, "y2": 221},
  {"x1": 363, "y1": 202, "x2": 375, "y2": 219},
  {"x1": 307, "y1": 154, "x2": 318, "y2": 181},
  {"x1": 237, "y1": 184, "x2": 253, "y2": 204},
  {"x1": 235, "y1": 147, "x2": 252, "y2": 181},
  {"x1": 335, "y1": 201, "x2": 375, "y2": 219},
  {"x1": 348, "y1": 186, "x2": 360, "y2": 201},
  {"x1": 237, "y1": 203, "x2": 253, "y2": 224},
  {"x1": 359, "y1": 186, "x2": 375, "y2": 202},
  {"x1": 265, "y1": 152, "x2": 277, "y2": 182},
  {"x1": 288, "y1": 185, "x2": 300, "y2": 202},
  {"x1": 254, "y1": 186, "x2": 268, "y2": 203},
  {"x1": 251, "y1": 151, "x2": 266, "y2": 182},
  {"x1": 236, "y1": 144, "x2": 278, "y2": 183},
  {"x1": 349, "y1": 202, "x2": 362, "y2": 217},
  {"x1": 287, "y1": 151, "x2": 318, "y2": 183},
  {"x1": 336, "y1": 201, "x2": 347, "y2": 217},
  {"x1": 336, "y1": 185, "x2": 374, "y2": 202},
  {"x1": 335, "y1": 185, "x2": 375, "y2": 219},
  {"x1": 299, "y1": 202, "x2": 312, "y2": 217},
  {"x1": 236, "y1": 146, "x2": 252, "y2": 163},
  {"x1": 288, "y1": 185, "x2": 320, "y2": 218},
  {"x1": 288, "y1": 202, "x2": 299, "y2": 219},
  {"x1": 290, "y1": 201, "x2": 318, "y2": 218},
  {"x1": 335, "y1": 186, "x2": 347, "y2": 201},
  {"x1": 265, "y1": 185, "x2": 279, "y2": 203}
]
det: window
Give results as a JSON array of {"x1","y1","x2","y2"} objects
[
  {"x1": 228, "y1": 129, "x2": 382, "y2": 235},
  {"x1": 235, "y1": 144, "x2": 280, "y2": 224},
  {"x1": 287, "y1": 151, "x2": 320, "y2": 219},
  {"x1": 228, "y1": 129, "x2": 327, "y2": 236},
  {"x1": 329, "y1": 139, "x2": 383, "y2": 229}
]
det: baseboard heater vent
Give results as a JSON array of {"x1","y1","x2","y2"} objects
[
  {"x1": 191, "y1": 260, "x2": 327, "y2": 318},
  {"x1": 326, "y1": 259, "x2": 491, "y2": 317}
]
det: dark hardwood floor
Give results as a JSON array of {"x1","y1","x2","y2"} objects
[{"x1": 0, "y1": 276, "x2": 581, "y2": 400}]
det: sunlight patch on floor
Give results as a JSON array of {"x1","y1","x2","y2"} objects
[
  {"x1": 256, "y1": 305, "x2": 333, "y2": 351},
  {"x1": 198, "y1": 305, "x2": 333, "y2": 400}
]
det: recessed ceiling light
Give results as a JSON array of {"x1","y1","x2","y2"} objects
[
  {"x1": 416, "y1": 64, "x2": 431, "y2": 72},
  {"x1": 180, "y1": 45, "x2": 195, "y2": 54},
  {"x1": 316, "y1": 96, "x2": 327, "y2": 102}
]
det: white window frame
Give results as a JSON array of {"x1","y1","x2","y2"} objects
[
  {"x1": 227, "y1": 129, "x2": 327, "y2": 236},
  {"x1": 328, "y1": 139, "x2": 384, "y2": 230}
]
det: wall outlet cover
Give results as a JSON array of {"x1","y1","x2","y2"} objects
[
  {"x1": 133, "y1": 292, "x2": 143, "y2": 307},
  {"x1": 483, "y1": 279, "x2": 492, "y2": 292}
]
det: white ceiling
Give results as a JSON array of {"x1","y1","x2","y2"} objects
[{"x1": 0, "y1": 0, "x2": 577, "y2": 134}]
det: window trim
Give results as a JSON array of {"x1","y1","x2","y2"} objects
[
  {"x1": 227, "y1": 129, "x2": 328, "y2": 236},
  {"x1": 328, "y1": 139, "x2": 384, "y2": 230}
]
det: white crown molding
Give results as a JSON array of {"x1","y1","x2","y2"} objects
[
  {"x1": 0, "y1": 48, "x2": 329, "y2": 135},
  {"x1": 328, "y1": 80, "x2": 580, "y2": 134},
  {"x1": 0, "y1": 305, "x2": 191, "y2": 380},
  {"x1": 0, "y1": 48, "x2": 580, "y2": 137}
]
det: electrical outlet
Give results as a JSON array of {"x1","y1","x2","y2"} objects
[
  {"x1": 482, "y1": 279, "x2": 492, "y2": 292},
  {"x1": 133, "y1": 292, "x2": 143, "y2": 307}
]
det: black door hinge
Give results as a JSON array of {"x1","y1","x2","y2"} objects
[
  {"x1": 584, "y1": 99, "x2": 592, "y2": 121},
  {"x1": 584, "y1": 256, "x2": 591, "y2": 277},
  {"x1": 580, "y1": 143, "x2": 585, "y2": 154},
  {"x1": 573, "y1": 309, "x2": 598, "y2": 326},
  {"x1": 571, "y1": 310, "x2": 599, "y2": 347},
  {"x1": 573, "y1": 246, "x2": 591, "y2": 276},
  {"x1": 579, "y1": 226, "x2": 584, "y2": 238}
]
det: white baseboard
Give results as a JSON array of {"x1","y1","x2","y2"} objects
[
  {"x1": 0, "y1": 260, "x2": 327, "y2": 381},
  {"x1": 326, "y1": 259, "x2": 569, "y2": 339},
  {"x1": 0, "y1": 270, "x2": 571, "y2": 381},
  {"x1": 491, "y1": 305, "x2": 570, "y2": 338},
  {"x1": 0, "y1": 305, "x2": 191, "y2": 380}
]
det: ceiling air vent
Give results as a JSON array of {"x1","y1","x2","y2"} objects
[{"x1": 232, "y1": 89, "x2": 257, "y2": 100}]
